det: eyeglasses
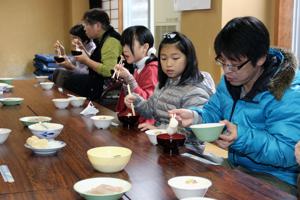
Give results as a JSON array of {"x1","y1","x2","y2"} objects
[
  {"x1": 215, "y1": 58, "x2": 250, "y2": 72},
  {"x1": 162, "y1": 32, "x2": 177, "y2": 40}
]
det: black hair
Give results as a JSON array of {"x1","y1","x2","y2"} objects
[
  {"x1": 158, "y1": 31, "x2": 203, "y2": 89},
  {"x1": 121, "y1": 25, "x2": 157, "y2": 65},
  {"x1": 69, "y1": 24, "x2": 90, "y2": 44},
  {"x1": 83, "y1": 8, "x2": 111, "y2": 30},
  {"x1": 214, "y1": 16, "x2": 270, "y2": 66}
]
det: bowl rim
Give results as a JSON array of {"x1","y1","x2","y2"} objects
[
  {"x1": 52, "y1": 98, "x2": 70, "y2": 102},
  {"x1": 0, "y1": 97, "x2": 24, "y2": 102},
  {"x1": 87, "y1": 146, "x2": 132, "y2": 158},
  {"x1": 0, "y1": 77, "x2": 14, "y2": 80},
  {"x1": 70, "y1": 96, "x2": 87, "y2": 101},
  {"x1": 19, "y1": 116, "x2": 52, "y2": 123},
  {"x1": 190, "y1": 123, "x2": 225, "y2": 129},
  {"x1": 28, "y1": 122, "x2": 64, "y2": 131},
  {"x1": 0, "y1": 128, "x2": 12, "y2": 135},
  {"x1": 91, "y1": 115, "x2": 114, "y2": 121},
  {"x1": 73, "y1": 177, "x2": 131, "y2": 197},
  {"x1": 40, "y1": 81, "x2": 54, "y2": 85},
  {"x1": 168, "y1": 176, "x2": 212, "y2": 190}
]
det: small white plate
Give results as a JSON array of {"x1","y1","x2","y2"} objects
[{"x1": 24, "y1": 140, "x2": 66, "y2": 156}]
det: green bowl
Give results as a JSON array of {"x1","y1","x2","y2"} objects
[
  {"x1": 73, "y1": 177, "x2": 131, "y2": 200},
  {"x1": 0, "y1": 97, "x2": 24, "y2": 106},
  {"x1": 19, "y1": 116, "x2": 52, "y2": 126},
  {"x1": 0, "y1": 78, "x2": 13, "y2": 85},
  {"x1": 190, "y1": 123, "x2": 225, "y2": 142}
]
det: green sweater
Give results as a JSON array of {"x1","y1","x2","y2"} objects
[{"x1": 95, "y1": 37, "x2": 122, "y2": 77}]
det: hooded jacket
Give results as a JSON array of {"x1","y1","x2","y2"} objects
[{"x1": 192, "y1": 48, "x2": 300, "y2": 185}]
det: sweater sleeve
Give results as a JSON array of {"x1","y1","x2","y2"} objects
[
  {"x1": 95, "y1": 37, "x2": 122, "y2": 77},
  {"x1": 133, "y1": 86, "x2": 158, "y2": 119},
  {"x1": 132, "y1": 65, "x2": 158, "y2": 99}
]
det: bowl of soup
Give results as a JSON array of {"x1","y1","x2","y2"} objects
[
  {"x1": 168, "y1": 176, "x2": 212, "y2": 199},
  {"x1": 73, "y1": 177, "x2": 131, "y2": 200},
  {"x1": 91, "y1": 115, "x2": 114, "y2": 129},
  {"x1": 87, "y1": 146, "x2": 132, "y2": 173}
]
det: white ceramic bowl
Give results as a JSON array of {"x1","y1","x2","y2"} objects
[
  {"x1": 52, "y1": 98, "x2": 70, "y2": 109},
  {"x1": 87, "y1": 146, "x2": 132, "y2": 173},
  {"x1": 19, "y1": 116, "x2": 52, "y2": 126},
  {"x1": 0, "y1": 77, "x2": 13, "y2": 85},
  {"x1": 145, "y1": 129, "x2": 167, "y2": 145},
  {"x1": 91, "y1": 115, "x2": 114, "y2": 129},
  {"x1": 168, "y1": 176, "x2": 212, "y2": 199},
  {"x1": 35, "y1": 75, "x2": 48, "y2": 83},
  {"x1": 28, "y1": 122, "x2": 64, "y2": 140},
  {"x1": 73, "y1": 177, "x2": 131, "y2": 200},
  {"x1": 40, "y1": 82, "x2": 54, "y2": 90},
  {"x1": 70, "y1": 97, "x2": 87, "y2": 107},
  {"x1": 0, "y1": 128, "x2": 11, "y2": 144},
  {"x1": 181, "y1": 198, "x2": 216, "y2": 200}
]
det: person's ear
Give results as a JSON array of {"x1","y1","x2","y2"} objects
[
  {"x1": 143, "y1": 43, "x2": 150, "y2": 54},
  {"x1": 256, "y1": 55, "x2": 267, "y2": 67}
]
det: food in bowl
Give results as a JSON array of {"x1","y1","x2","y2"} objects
[
  {"x1": 168, "y1": 176, "x2": 212, "y2": 199},
  {"x1": 28, "y1": 122, "x2": 64, "y2": 140},
  {"x1": 87, "y1": 146, "x2": 132, "y2": 173},
  {"x1": 70, "y1": 96, "x2": 87, "y2": 107},
  {"x1": 145, "y1": 129, "x2": 166, "y2": 145},
  {"x1": 0, "y1": 128, "x2": 11, "y2": 144},
  {"x1": 26, "y1": 136, "x2": 48, "y2": 148},
  {"x1": 190, "y1": 123, "x2": 225, "y2": 142},
  {"x1": 19, "y1": 116, "x2": 52, "y2": 126},
  {"x1": 73, "y1": 177, "x2": 131, "y2": 200},
  {"x1": 52, "y1": 98, "x2": 70, "y2": 109},
  {"x1": 40, "y1": 81, "x2": 54, "y2": 90},
  {"x1": 157, "y1": 133, "x2": 186, "y2": 154},
  {"x1": 90, "y1": 115, "x2": 114, "y2": 129}
]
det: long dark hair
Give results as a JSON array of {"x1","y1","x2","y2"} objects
[
  {"x1": 158, "y1": 31, "x2": 203, "y2": 89},
  {"x1": 83, "y1": 8, "x2": 111, "y2": 30},
  {"x1": 121, "y1": 25, "x2": 157, "y2": 65}
]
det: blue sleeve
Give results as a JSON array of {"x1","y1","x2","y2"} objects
[
  {"x1": 190, "y1": 77, "x2": 228, "y2": 123},
  {"x1": 231, "y1": 89, "x2": 300, "y2": 168}
]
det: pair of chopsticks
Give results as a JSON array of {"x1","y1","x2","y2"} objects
[
  {"x1": 0, "y1": 164, "x2": 14, "y2": 183},
  {"x1": 127, "y1": 84, "x2": 136, "y2": 116},
  {"x1": 112, "y1": 56, "x2": 124, "y2": 79}
]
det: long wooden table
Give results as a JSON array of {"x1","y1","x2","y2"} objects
[{"x1": 0, "y1": 79, "x2": 297, "y2": 200}]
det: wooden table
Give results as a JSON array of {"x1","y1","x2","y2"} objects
[{"x1": 0, "y1": 80, "x2": 297, "y2": 200}]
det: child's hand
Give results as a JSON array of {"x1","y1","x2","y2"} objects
[
  {"x1": 168, "y1": 109, "x2": 194, "y2": 127},
  {"x1": 295, "y1": 141, "x2": 300, "y2": 165},
  {"x1": 114, "y1": 64, "x2": 131, "y2": 81},
  {"x1": 138, "y1": 123, "x2": 157, "y2": 131},
  {"x1": 124, "y1": 94, "x2": 136, "y2": 108}
]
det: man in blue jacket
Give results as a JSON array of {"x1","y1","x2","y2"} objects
[{"x1": 170, "y1": 16, "x2": 300, "y2": 194}]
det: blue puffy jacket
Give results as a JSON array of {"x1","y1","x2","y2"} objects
[{"x1": 192, "y1": 48, "x2": 300, "y2": 185}]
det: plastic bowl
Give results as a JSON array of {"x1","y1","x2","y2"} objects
[
  {"x1": 91, "y1": 115, "x2": 114, "y2": 129},
  {"x1": 168, "y1": 176, "x2": 212, "y2": 199},
  {"x1": 87, "y1": 146, "x2": 132, "y2": 173},
  {"x1": 0, "y1": 128, "x2": 11, "y2": 144},
  {"x1": 70, "y1": 97, "x2": 87, "y2": 107},
  {"x1": 40, "y1": 82, "x2": 54, "y2": 90},
  {"x1": 190, "y1": 123, "x2": 225, "y2": 142},
  {"x1": 28, "y1": 122, "x2": 64, "y2": 140},
  {"x1": 157, "y1": 133, "x2": 186, "y2": 154},
  {"x1": 145, "y1": 129, "x2": 166, "y2": 145},
  {"x1": 19, "y1": 116, "x2": 52, "y2": 126},
  {"x1": 73, "y1": 177, "x2": 131, "y2": 200},
  {"x1": 52, "y1": 98, "x2": 70, "y2": 109},
  {"x1": 117, "y1": 115, "x2": 139, "y2": 128}
]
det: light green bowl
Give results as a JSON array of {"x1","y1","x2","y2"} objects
[
  {"x1": 0, "y1": 97, "x2": 24, "y2": 106},
  {"x1": 0, "y1": 78, "x2": 13, "y2": 85},
  {"x1": 190, "y1": 123, "x2": 225, "y2": 142},
  {"x1": 73, "y1": 177, "x2": 131, "y2": 200}
]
